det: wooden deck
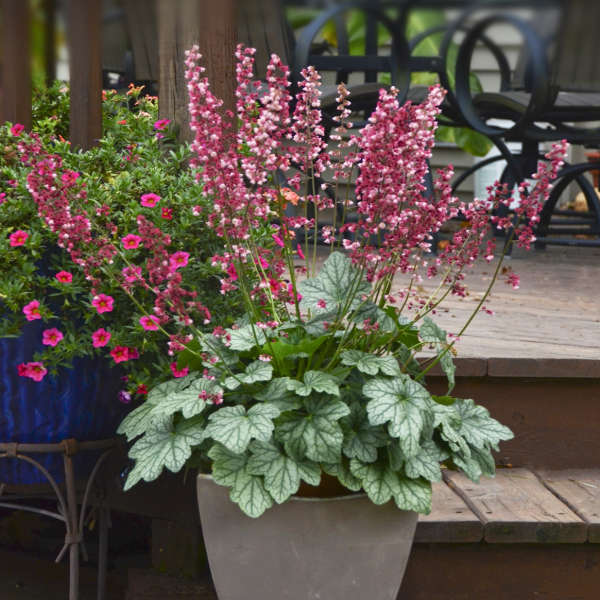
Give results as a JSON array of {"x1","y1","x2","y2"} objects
[{"x1": 393, "y1": 244, "x2": 600, "y2": 367}]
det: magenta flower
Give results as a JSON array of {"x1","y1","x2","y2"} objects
[
  {"x1": 161, "y1": 207, "x2": 173, "y2": 220},
  {"x1": 139, "y1": 315, "x2": 160, "y2": 331},
  {"x1": 55, "y1": 271, "x2": 73, "y2": 283},
  {"x1": 122, "y1": 233, "x2": 142, "y2": 249},
  {"x1": 296, "y1": 244, "x2": 305, "y2": 260},
  {"x1": 9, "y1": 230, "x2": 28, "y2": 247},
  {"x1": 10, "y1": 123, "x2": 24, "y2": 137},
  {"x1": 17, "y1": 361, "x2": 47, "y2": 382},
  {"x1": 110, "y1": 346, "x2": 131, "y2": 363},
  {"x1": 272, "y1": 233, "x2": 284, "y2": 248},
  {"x1": 92, "y1": 294, "x2": 114, "y2": 314},
  {"x1": 153, "y1": 119, "x2": 171, "y2": 131},
  {"x1": 92, "y1": 328, "x2": 111, "y2": 348},
  {"x1": 169, "y1": 251, "x2": 189, "y2": 271},
  {"x1": 42, "y1": 328, "x2": 64, "y2": 347},
  {"x1": 23, "y1": 300, "x2": 42, "y2": 321},
  {"x1": 118, "y1": 390, "x2": 132, "y2": 404},
  {"x1": 170, "y1": 362, "x2": 189, "y2": 378},
  {"x1": 140, "y1": 193, "x2": 161, "y2": 207}
]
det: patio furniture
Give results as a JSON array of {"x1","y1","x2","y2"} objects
[
  {"x1": 450, "y1": 0, "x2": 600, "y2": 247},
  {"x1": 0, "y1": 438, "x2": 118, "y2": 600}
]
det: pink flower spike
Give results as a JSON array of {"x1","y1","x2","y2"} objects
[
  {"x1": 122, "y1": 265, "x2": 142, "y2": 283},
  {"x1": 92, "y1": 328, "x2": 111, "y2": 348},
  {"x1": 296, "y1": 244, "x2": 305, "y2": 260},
  {"x1": 18, "y1": 361, "x2": 47, "y2": 382},
  {"x1": 169, "y1": 251, "x2": 190, "y2": 271},
  {"x1": 170, "y1": 362, "x2": 189, "y2": 378},
  {"x1": 226, "y1": 263, "x2": 238, "y2": 281},
  {"x1": 272, "y1": 233, "x2": 285, "y2": 248},
  {"x1": 9, "y1": 230, "x2": 28, "y2": 247},
  {"x1": 154, "y1": 119, "x2": 171, "y2": 131},
  {"x1": 92, "y1": 294, "x2": 114, "y2": 314},
  {"x1": 42, "y1": 328, "x2": 64, "y2": 347},
  {"x1": 23, "y1": 300, "x2": 42, "y2": 321},
  {"x1": 140, "y1": 315, "x2": 160, "y2": 331},
  {"x1": 140, "y1": 193, "x2": 161, "y2": 207},
  {"x1": 10, "y1": 123, "x2": 24, "y2": 137},
  {"x1": 55, "y1": 271, "x2": 73, "y2": 283},
  {"x1": 122, "y1": 233, "x2": 142, "y2": 249}
]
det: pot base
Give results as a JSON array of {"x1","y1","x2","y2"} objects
[{"x1": 197, "y1": 474, "x2": 417, "y2": 600}]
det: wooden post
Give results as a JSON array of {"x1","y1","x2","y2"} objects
[
  {"x1": 43, "y1": 0, "x2": 56, "y2": 86},
  {"x1": 1, "y1": 0, "x2": 32, "y2": 129},
  {"x1": 67, "y1": 0, "x2": 102, "y2": 149},
  {"x1": 157, "y1": 0, "x2": 237, "y2": 141}
]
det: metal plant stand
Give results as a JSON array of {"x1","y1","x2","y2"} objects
[{"x1": 0, "y1": 438, "x2": 118, "y2": 600}]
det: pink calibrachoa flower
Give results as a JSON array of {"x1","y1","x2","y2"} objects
[
  {"x1": 122, "y1": 233, "x2": 142, "y2": 249},
  {"x1": 18, "y1": 362, "x2": 47, "y2": 382},
  {"x1": 55, "y1": 271, "x2": 73, "y2": 283},
  {"x1": 161, "y1": 207, "x2": 173, "y2": 220},
  {"x1": 153, "y1": 119, "x2": 171, "y2": 131},
  {"x1": 169, "y1": 251, "x2": 189, "y2": 271},
  {"x1": 110, "y1": 346, "x2": 139, "y2": 364},
  {"x1": 140, "y1": 315, "x2": 160, "y2": 331},
  {"x1": 9, "y1": 230, "x2": 28, "y2": 246},
  {"x1": 23, "y1": 300, "x2": 42, "y2": 321},
  {"x1": 92, "y1": 294, "x2": 114, "y2": 314},
  {"x1": 42, "y1": 328, "x2": 64, "y2": 347},
  {"x1": 92, "y1": 328, "x2": 111, "y2": 348},
  {"x1": 170, "y1": 362, "x2": 189, "y2": 378},
  {"x1": 10, "y1": 123, "x2": 24, "y2": 136},
  {"x1": 140, "y1": 193, "x2": 160, "y2": 207}
]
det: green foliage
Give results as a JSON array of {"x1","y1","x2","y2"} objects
[{"x1": 124, "y1": 253, "x2": 513, "y2": 517}]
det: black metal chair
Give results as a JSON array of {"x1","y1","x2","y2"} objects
[{"x1": 449, "y1": 0, "x2": 600, "y2": 247}]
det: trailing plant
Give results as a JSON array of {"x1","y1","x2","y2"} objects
[
  {"x1": 1, "y1": 83, "x2": 244, "y2": 399},
  {"x1": 25, "y1": 45, "x2": 567, "y2": 517}
]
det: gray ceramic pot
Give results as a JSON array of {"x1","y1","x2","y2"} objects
[{"x1": 197, "y1": 474, "x2": 417, "y2": 600}]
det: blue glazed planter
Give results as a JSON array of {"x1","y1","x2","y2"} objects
[{"x1": 0, "y1": 320, "x2": 126, "y2": 485}]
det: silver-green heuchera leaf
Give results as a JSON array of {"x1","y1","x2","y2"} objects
[
  {"x1": 149, "y1": 376, "x2": 220, "y2": 419},
  {"x1": 247, "y1": 440, "x2": 321, "y2": 504},
  {"x1": 205, "y1": 404, "x2": 281, "y2": 454},
  {"x1": 227, "y1": 323, "x2": 267, "y2": 351},
  {"x1": 276, "y1": 398, "x2": 350, "y2": 463},
  {"x1": 124, "y1": 417, "x2": 206, "y2": 490},
  {"x1": 286, "y1": 370, "x2": 340, "y2": 397},
  {"x1": 341, "y1": 350, "x2": 401, "y2": 377},
  {"x1": 363, "y1": 376, "x2": 431, "y2": 457},
  {"x1": 208, "y1": 444, "x2": 273, "y2": 518},
  {"x1": 298, "y1": 251, "x2": 370, "y2": 314}
]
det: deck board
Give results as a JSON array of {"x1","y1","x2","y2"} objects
[
  {"x1": 444, "y1": 468, "x2": 588, "y2": 543},
  {"x1": 390, "y1": 245, "x2": 600, "y2": 364},
  {"x1": 538, "y1": 469, "x2": 600, "y2": 543},
  {"x1": 415, "y1": 480, "x2": 483, "y2": 543}
]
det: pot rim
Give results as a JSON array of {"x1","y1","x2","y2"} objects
[{"x1": 197, "y1": 472, "x2": 368, "y2": 503}]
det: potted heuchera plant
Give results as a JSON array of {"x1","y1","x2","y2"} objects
[{"x1": 28, "y1": 45, "x2": 566, "y2": 599}]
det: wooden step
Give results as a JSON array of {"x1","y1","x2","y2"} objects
[{"x1": 443, "y1": 468, "x2": 588, "y2": 543}]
